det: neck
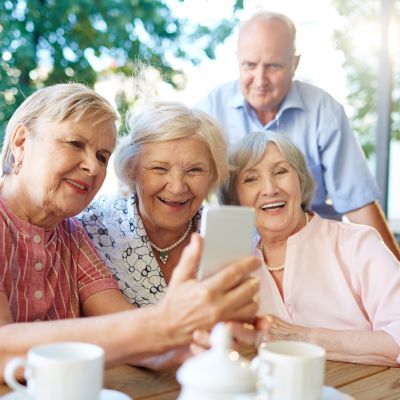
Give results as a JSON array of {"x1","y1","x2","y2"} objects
[
  {"x1": 0, "y1": 176, "x2": 59, "y2": 230},
  {"x1": 256, "y1": 109, "x2": 277, "y2": 126},
  {"x1": 144, "y1": 218, "x2": 192, "y2": 249}
]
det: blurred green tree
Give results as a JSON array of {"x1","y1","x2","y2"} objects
[
  {"x1": 0, "y1": 0, "x2": 242, "y2": 139},
  {"x1": 332, "y1": 0, "x2": 400, "y2": 158}
]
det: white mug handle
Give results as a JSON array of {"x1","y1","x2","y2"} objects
[{"x1": 4, "y1": 357, "x2": 28, "y2": 392}]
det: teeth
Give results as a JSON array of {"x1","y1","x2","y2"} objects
[
  {"x1": 261, "y1": 201, "x2": 285, "y2": 210},
  {"x1": 160, "y1": 197, "x2": 188, "y2": 205},
  {"x1": 65, "y1": 179, "x2": 86, "y2": 190}
]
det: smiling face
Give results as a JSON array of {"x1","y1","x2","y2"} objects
[
  {"x1": 236, "y1": 142, "x2": 304, "y2": 240},
  {"x1": 237, "y1": 18, "x2": 299, "y2": 123},
  {"x1": 134, "y1": 137, "x2": 212, "y2": 234},
  {"x1": 16, "y1": 117, "x2": 115, "y2": 227}
]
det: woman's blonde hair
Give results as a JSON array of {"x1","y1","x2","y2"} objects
[
  {"x1": 219, "y1": 131, "x2": 315, "y2": 211},
  {"x1": 113, "y1": 101, "x2": 227, "y2": 195},
  {"x1": 1, "y1": 83, "x2": 118, "y2": 176}
]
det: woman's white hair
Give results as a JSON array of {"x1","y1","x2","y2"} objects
[
  {"x1": 113, "y1": 101, "x2": 227, "y2": 195},
  {"x1": 219, "y1": 131, "x2": 315, "y2": 211}
]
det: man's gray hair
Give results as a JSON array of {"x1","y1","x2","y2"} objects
[{"x1": 219, "y1": 131, "x2": 315, "y2": 210}]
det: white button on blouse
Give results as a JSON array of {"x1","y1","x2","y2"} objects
[
  {"x1": 34, "y1": 262, "x2": 43, "y2": 271},
  {"x1": 33, "y1": 234, "x2": 41, "y2": 244}
]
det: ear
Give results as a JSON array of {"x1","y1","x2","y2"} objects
[
  {"x1": 292, "y1": 55, "x2": 301, "y2": 75},
  {"x1": 11, "y1": 124, "x2": 29, "y2": 164}
]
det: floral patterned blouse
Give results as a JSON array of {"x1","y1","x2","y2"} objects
[{"x1": 77, "y1": 193, "x2": 201, "y2": 307}]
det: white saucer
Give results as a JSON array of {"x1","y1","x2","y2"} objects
[
  {"x1": 321, "y1": 386, "x2": 354, "y2": 400},
  {"x1": 1, "y1": 388, "x2": 132, "y2": 400}
]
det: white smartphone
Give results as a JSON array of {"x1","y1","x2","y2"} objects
[{"x1": 197, "y1": 205, "x2": 255, "y2": 280}]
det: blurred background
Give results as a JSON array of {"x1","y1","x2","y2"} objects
[{"x1": 0, "y1": 0, "x2": 399, "y2": 237}]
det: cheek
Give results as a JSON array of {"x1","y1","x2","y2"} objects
[
  {"x1": 237, "y1": 186, "x2": 252, "y2": 206},
  {"x1": 190, "y1": 177, "x2": 211, "y2": 199},
  {"x1": 240, "y1": 71, "x2": 253, "y2": 86}
]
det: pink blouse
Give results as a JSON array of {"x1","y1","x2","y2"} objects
[
  {"x1": 256, "y1": 213, "x2": 400, "y2": 360},
  {"x1": 0, "y1": 196, "x2": 119, "y2": 322}
]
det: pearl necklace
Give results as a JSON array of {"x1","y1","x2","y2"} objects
[
  {"x1": 260, "y1": 212, "x2": 310, "y2": 272},
  {"x1": 148, "y1": 220, "x2": 193, "y2": 265}
]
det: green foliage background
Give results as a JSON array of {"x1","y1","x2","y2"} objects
[
  {"x1": 0, "y1": 0, "x2": 242, "y2": 140},
  {"x1": 332, "y1": 0, "x2": 400, "y2": 158}
]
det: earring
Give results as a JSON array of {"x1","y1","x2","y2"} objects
[{"x1": 14, "y1": 160, "x2": 22, "y2": 175}]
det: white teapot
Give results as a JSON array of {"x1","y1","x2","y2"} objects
[{"x1": 177, "y1": 323, "x2": 257, "y2": 400}]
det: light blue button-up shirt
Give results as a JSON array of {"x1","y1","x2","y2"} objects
[{"x1": 197, "y1": 80, "x2": 380, "y2": 219}]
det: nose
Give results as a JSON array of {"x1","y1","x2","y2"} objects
[
  {"x1": 261, "y1": 176, "x2": 279, "y2": 197},
  {"x1": 166, "y1": 171, "x2": 188, "y2": 194},
  {"x1": 80, "y1": 153, "x2": 101, "y2": 177},
  {"x1": 254, "y1": 65, "x2": 269, "y2": 86}
]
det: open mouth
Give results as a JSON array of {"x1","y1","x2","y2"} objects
[
  {"x1": 158, "y1": 197, "x2": 190, "y2": 207},
  {"x1": 260, "y1": 201, "x2": 286, "y2": 211},
  {"x1": 64, "y1": 178, "x2": 88, "y2": 191}
]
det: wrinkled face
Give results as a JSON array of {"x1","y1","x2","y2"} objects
[
  {"x1": 135, "y1": 137, "x2": 213, "y2": 233},
  {"x1": 236, "y1": 143, "x2": 304, "y2": 238},
  {"x1": 237, "y1": 18, "x2": 299, "y2": 117},
  {"x1": 18, "y1": 117, "x2": 115, "y2": 221}
]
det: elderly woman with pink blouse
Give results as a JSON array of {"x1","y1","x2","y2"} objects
[{"x1": 220, "y1": 131, "x2": 400, "y2": 366}]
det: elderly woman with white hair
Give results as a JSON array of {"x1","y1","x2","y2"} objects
[
  {"x1": 220, "y1": 131, "x2": 400, "y2": 366},
  {"x1": 79, "y1": 101, "x2": 229, "y2": 307}
]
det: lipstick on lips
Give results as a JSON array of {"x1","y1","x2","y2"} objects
[{"x1": 64, "y1": 178, "x2": 89, "y2": 194}]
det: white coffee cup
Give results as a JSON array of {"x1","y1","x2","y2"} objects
[
  {"x1": 253, "y1": 340, "x2": 325, "y2": 400},
  {"x1": 4, "y1": 342, "x2": 104, "y2": 400}
]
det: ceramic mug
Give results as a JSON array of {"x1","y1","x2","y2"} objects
[
  {"x1": 4, "y1": 342, "x2": 104, "y2": 400},
  {"x1": 253, "y1": 340, "x2": 325, "y2": 400}
]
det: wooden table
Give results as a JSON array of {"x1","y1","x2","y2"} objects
[{"x1": 1, "y1": 350, "x2": 399, "y2": 399}]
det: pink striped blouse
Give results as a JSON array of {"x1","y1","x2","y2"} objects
[{"x1": 0, "y1": 196, "x2": 119, "y2": 322}]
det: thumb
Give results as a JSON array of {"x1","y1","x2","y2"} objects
[
  {"x1": 169, "y1": 233, "x2": 203, "y2": 288},
  {"x1": 255, "y1": 315, "x2": 273, "y2": 331}
]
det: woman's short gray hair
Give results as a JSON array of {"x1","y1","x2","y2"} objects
[
  {"x1": 219, "y1": 131, "x2": 315, "y2": 211},
  {"x1": 113, "y1": 101, "x2": 227, "y2": 194},
  {"x1": 1, "y1": 83, "x2": 118, "y2": 176}
]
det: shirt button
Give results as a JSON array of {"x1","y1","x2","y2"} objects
[
  {"x1": 34, "y1": 262, "x2": 43, "y2": 272},
  {"x1": 33, "y1": 235, "x2": 41, "y2": 244},
  {"x1": 34, "y1": 290, "x2": 43, "y2": 300}
]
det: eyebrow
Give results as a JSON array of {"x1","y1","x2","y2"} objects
[{"x1": 241, "y1": 160, "x2": 289, "y2": 174}]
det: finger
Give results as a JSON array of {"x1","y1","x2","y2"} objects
[
  {"x1": 225, "y1": 300, "x2": 258, "y2": 323},
  {"x1": 205, "y1": 256, "x2": 261, "y2": 292},
  {"x1": 255, "y1": 315, "x2": 274, "y2": 331},
  {"x1": 190, "y1": 342, "x2": 207, "y2": 356},
  {"x1": 227, "y1": 321, "x2": 257, "y2": 346},
  {"x1": 169, "y1": 233, "x2": 203, "y2": 288},
  {"x1": 192, "y1": 329, "x2": 211, "y2": 348},
  {"x1": 216, "y1": 276, "x2": 260, "y2": 318}
]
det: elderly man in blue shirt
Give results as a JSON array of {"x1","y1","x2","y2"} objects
[{"x1": 197, "y1": 11, "x2": 400, "y2": 259}]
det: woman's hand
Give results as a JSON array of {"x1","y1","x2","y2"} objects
[
  {"x1": 255, "y1": 315, "x2": 310, "y2": 345},
  {"x1": 227, "y1": 315, "x2": 310, "y2": 349},
  {"x1": 156, "y1": 233, "x2": 261, "y2": 348}
]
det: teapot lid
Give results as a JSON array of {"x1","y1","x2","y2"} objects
[{"x1": 177, "y1": 323, "x2": 256, "y2": 393}]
